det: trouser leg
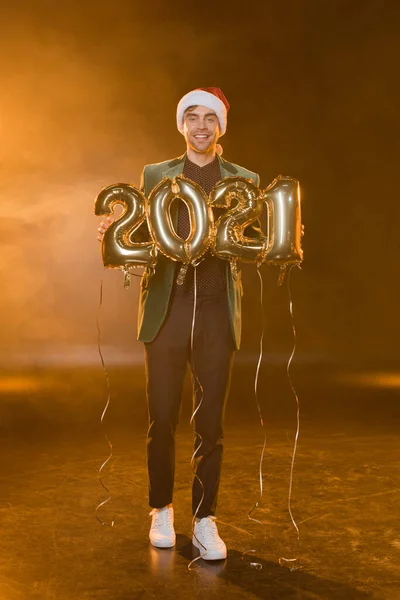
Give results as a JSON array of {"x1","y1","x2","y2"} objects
[
  {"x1": 190, "y1": 294, "x2": 235, "y2": 518},
  {"x1": 144, "y1": 294, "x2": 192, "y2": 508}
]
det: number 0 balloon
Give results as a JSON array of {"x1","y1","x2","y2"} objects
[{"x1": 146, "y1": 175, "x2": 214, "y2": 264}]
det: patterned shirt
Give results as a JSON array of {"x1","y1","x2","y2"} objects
[{"x1": 174, "y1": 155, "x2": 226, "y2": 296}]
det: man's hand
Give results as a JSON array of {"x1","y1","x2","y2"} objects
[{"x1": 97, "y1": 216, "x2": 114, "y2": 242}]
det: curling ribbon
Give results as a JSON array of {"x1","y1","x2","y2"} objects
[
  {"x1": 95, "y1": 269, "x2": 143, "y2": 526},
  {"x1": 279, "y1": 264, "x2": 301, "y2": 569},
  {"x1": 95, "y1": 279, "x2": 115, "y2": 527},
  {"x1": 187, "y1": 268, "x2": 209, "y2": 570},
  {"x1": 243, "y1": 264, "x2": 302, "y2": 571},
  {"x1": 241, "y1": 267, "x2": 267, "y2": 569}
]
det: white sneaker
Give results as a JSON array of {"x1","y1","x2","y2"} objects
[
  {"x1": 192, "y1": 516, "x2": 227, "y2": 560},
  {"x1": 149, "y1": 505, "x2": 176, "y2": 548}
]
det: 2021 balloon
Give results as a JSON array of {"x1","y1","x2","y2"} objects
[
  {"x1": 146, "y1": 175, "x2": 214, "y2": 264},
  {"x1": 94, "y1": 183, "x2": 156, "y2": 268},
  {"x1": 95, "y1": 175, "x2": 303, "y2": 270}
]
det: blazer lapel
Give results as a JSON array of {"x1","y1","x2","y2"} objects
[
  {"x1": 163, "y1": 153, "x2": 186, "y2": 179},
  {"x1": 163, "y1": 152, "x2": 238, "y2": 180},
  {"x1": 217, "y1": 154, "x2": 238, "y2": 179}
]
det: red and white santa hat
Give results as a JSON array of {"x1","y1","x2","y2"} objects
[{"x1": 176, "y1": 87, "x2": 230, "y2": 136}]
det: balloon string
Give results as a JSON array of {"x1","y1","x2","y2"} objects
[
  {"x1": 95, "y1": 278, "x2": 115, "y2": 527},
  {"x1": 279, "y1": 264, "x2": 300, "y2": 568},
  {"x1": 188, "y1": 267, "x2": 208, "y2": 570},
  {"x1": 242, "y1": 266, "x2": 267, "y2": 570}
]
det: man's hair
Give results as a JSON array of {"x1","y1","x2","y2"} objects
[
  {"x1": 183, "y1": 105, "x2": 199, "y2": 114},
  {"x1": 183, "y1": 105, "x2": 218, "y2": 115}
]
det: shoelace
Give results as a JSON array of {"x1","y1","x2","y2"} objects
[
  {"x1": 149, "y1": 507, "x2": 173, "y2": 530},
  {"x1": 196, "y1": 516, "x2": 220, "y2": 541}
]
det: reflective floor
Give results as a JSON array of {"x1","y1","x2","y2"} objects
[{"x1": 0, "y1": 366, "x2": 399, "y2": 599}]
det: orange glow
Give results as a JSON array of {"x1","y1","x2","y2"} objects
[
  {"x1": 336, "y1": 372, "x2": 400, "y2": 389},
  {"x1": 0, "y1": 376, "x2": 47, "y2": 393}
]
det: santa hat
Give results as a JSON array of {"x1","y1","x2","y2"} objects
[{"x1": 176, "y1": 87, "x2": 230, "y2": 136}]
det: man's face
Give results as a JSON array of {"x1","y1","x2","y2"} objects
[{"x1": 182, "y1": 105, "x2": 221, "y2": 153}]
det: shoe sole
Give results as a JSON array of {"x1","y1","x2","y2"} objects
[
  {"x1": 192, "y1": 537, "x2": 227, "y2": 560},
  {"x1": 149, "y1": 536, "x2": 176, "y2": 549}
]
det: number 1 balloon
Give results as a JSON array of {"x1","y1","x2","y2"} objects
[
  {"x1": 94, "y1": 183, "x2": 157, "y2": 269},
  {"x1": 263, "y1": 176, "x2": 303, "y2": 265}
]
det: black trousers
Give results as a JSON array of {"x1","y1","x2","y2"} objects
[{"x1": 144, "y1": 288, "x2": 235, "y2": 518}]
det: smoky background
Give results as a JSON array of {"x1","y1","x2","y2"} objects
[{"x1": 0, "y1": 0, "x2": 398, "y2": 372}]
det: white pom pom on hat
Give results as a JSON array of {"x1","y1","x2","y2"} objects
[{"x1": 176, "y1": 87, "x2": 230, "y2": 136}]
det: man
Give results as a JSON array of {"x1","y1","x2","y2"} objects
[{"x1": 98, "y1": 87, "x2": 260, "y2": 560}]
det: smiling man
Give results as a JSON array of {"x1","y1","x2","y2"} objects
[
  {"x1": 98, "y1": 87, "x2": 260, "y2": 560},
  {"x1": 181, "y1": 103, "x2": 222, "y2": 162}
]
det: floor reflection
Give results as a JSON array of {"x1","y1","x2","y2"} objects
[
  {"x1": 0, "y1": 366, "x2": 398, "y2": 598},
  {"x1": 148, "y1": 543, "x2": 176, "y2": 576}
]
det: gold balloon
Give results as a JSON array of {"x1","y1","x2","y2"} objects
[
  {"x1": 209, "y1": 177, "x2": 269, "y2": 263},
  {"x1": 94, "y1": 183, "x2": 157, "y2": 268},
  {"x1": 146, "y1": 175, "x2": 214, "y2": 264},
  {"x1": 263, "y1": 176, "x2": 303, "y2": 265}
]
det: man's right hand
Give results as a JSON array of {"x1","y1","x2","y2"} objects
[{"x1": 97, "y1": 216, "x2": 114, "y2": 242}]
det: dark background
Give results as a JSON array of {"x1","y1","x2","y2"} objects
[
  {"x1": 0, "y1": 0, "x2": 399, "y2": 372},
  {"x1": 0, "y1": 5, "x2": 399, "y2": 598}
]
